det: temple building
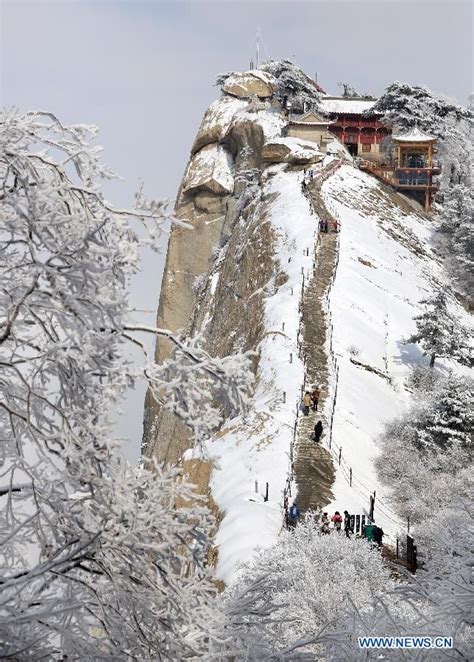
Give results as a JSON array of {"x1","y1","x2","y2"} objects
[
  {"x1": 319, "y1": 96, "x2": 390, "y2": 160},
  {"x1": 283, "y1": 89, "x2": 440, "y2": 211},
  {"x1": 286, "y1": 110, "x2": 334, "y2": 152}
]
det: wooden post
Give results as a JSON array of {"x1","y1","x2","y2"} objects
[
  {"x1": 282, "y1": 391, "x2": 286, "y2": 403},
  {"x1": 264, "y1": 482, "x2": 269, "y2": 502},
  {"x1": 355, "y1": 514, "x2": 361, "y2": 533},
  {"x1": 290, "y1": 287, "x2": 293, "y2": 295},
  {"x1": 289, "y1": 352, "x2": 293, "y2": 364},
  {"x1": 406, "y1": 535, "x2": 417, "y2": 573},
  {"x1": 282, "y1": 322, "x2": 285, "y2": 332},
  {"x1": 338, "y1": 447, "x2": 342, "y2": 465},
  {"x1": 369, "y1": 495, "x2": 375, "y2": 522},
  {"x1": 349, "y1": 468, "x2": 352, "y2": 487},
  {"x1": 407, "y1": 516, "x2": 410, "y2": 533},
  {"x1": 255, "y1": 480, "x2": 258, "y2": 493}
]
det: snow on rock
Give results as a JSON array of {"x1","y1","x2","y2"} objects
[
  {"x1": 223, "y1": 70, "x2": 277, "y2": 99},
  {"x1": 192, "y1": 96, "x2": 248, "y2": 153},
  {"x1": 206, "y1": 170, "x2": 316, "y2": 584},
  {"x1": 325, "y1": 139, "x2": 353, "y2": 162},
  {"x1": 320, "y1": 165, "x2": 469, "y2": 538},
  {"x1": 182, "y1": 144, "x2": 234, "y2": 196},
  {"x1": 262, "y1": 136, "x2": 324, "y2": 164},
  {"x1": 240, "y1": 109, "x2": 286, "y2": 142},
  {"x1": 192, "y1": 94, "x2": 285, "y2": 155}
]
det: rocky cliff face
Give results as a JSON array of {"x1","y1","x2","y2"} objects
[{"x1": 142, "y1": 65, "x2": 323, "y2": 466}]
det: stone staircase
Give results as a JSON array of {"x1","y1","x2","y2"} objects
[{"x1": 293, "y1": 178, "x2": 339, "y2": 515}]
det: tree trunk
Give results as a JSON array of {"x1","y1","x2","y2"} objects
[{"x1": 430, "y1": 353, "x2": 436, "y2": 368}]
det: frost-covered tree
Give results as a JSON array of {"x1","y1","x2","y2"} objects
[
  {"x1": 221, "y1": 519, "x2": 394, "y2": 656},
  {"x1": 408, "y1": 290, "x2": 471, "y2": 367},
  {"x1": 260, "y1": 59, "x2": 322, "y2": 112},
  {"x1": 401, "y1": 503, "x2": 474, "y2": 660},
  {"x1": 376, "y1": 373, "x2": 473, "y2": 522},
  {"x1": 436, "y1": 184, "x2": 474, "y2": 297},
  {"x1": 0, "y1": 109, "x2": 254, "y2": 658},
  {"x1": 371, "y1": 82, "x2": 473, "y2": 188},
  {"x1": 217, "y1": 61, "x2": 322, "y2": 113},
  {"x1": 327, "y1": 501, "x2": 474, "y2": 659},
  {"x1": 337, "y1": 82, "x2": 374, "y2": 99},
  {"x1": 319, "y1": 550, "x2": 472, "y2": 661}
]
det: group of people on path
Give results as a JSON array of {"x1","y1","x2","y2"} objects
[
  {"x1": 319, "y1": 218, "x2": 340, "y2": 233},
  {"x1": 287, "y1": 504, "x2": 384, "y2": 546},
  {"x1": 302, "y1": 387, "x2": 320, "y2": 415},
  {"x1": 319, "y1": 510, "x2": 351, "y2": 537},
  {"x1": 302, "y1": 388, "x2": 324, "y2": 444},
  {"x1": 300, "y1": 168, "x2": 341, "y2": 235}
]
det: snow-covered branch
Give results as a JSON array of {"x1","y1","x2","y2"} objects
[{"x1": 0, "y1": 109, "x2": 254, "y2": 657}]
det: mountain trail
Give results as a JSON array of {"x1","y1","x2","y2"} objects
[{"x1": 293, "y1": 175, "x2": 338, "y2": 515}]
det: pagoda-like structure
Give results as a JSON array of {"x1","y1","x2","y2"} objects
[{"x1": 360, "y1": 127, "x2": 441, "y2": 211}]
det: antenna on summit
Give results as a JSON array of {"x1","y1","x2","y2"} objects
[{"x1": 256, "y1": 26, "x2": 260, "y2": 69}]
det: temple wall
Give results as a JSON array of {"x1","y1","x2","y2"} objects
[{"x1": 287, "y1": 125, "x2": 326, "y2": 144}]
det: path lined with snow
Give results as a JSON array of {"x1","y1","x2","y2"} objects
[{"x1": 292, "y1": 177, "x2": 339, "y2": 515}]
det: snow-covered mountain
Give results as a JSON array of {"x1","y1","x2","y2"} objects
[{"x1": 142, "y1": 65, "x2": 472, "y2": 584}]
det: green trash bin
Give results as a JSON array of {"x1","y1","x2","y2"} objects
[{"x1": 363, "y1": 524, "x2": 376, "y2": 542}]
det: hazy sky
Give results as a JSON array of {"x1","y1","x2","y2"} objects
[{"x1": 1, "y1": 0, "x2": 472, "y2": 459}]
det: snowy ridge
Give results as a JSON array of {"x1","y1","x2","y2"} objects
[
  {"x1": 321, "y1": 166, "x2": 470, "y2": 538},
  {"x1": 205, "y1": 171, "x2": 316, "y2": 583},
  {"x1": 207, "y1": 163, "x2": 471, "y2": 582}
]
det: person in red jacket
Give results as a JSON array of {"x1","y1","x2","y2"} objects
[
  {"x1": 310, "y1": 386, "x2": 321, "y2": 411},
  {"x1": 331, "y1": 511, "x2": 343, "y2": 531}
]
